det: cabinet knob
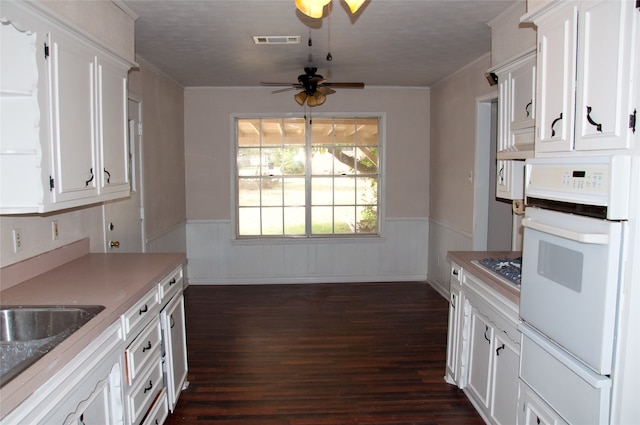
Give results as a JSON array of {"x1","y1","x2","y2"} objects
[{"x1": 109, "y1": 240, "x2": 120, "y2": 248}]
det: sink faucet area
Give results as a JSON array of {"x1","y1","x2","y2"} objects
[{"x1": 0, "y1": 305, "x2": 105, "y2": 387}]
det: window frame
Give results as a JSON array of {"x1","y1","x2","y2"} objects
[{"x1": 231, "y1": 112, "x2": 386, "y2": 240}]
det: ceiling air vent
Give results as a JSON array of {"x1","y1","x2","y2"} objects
[{"x1": 253, "y1": 36, "x2": 301, "y2": 45}]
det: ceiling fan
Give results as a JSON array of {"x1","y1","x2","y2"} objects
[{"x1": 261, "y1": 67, "x2": 364, "y2": 107}]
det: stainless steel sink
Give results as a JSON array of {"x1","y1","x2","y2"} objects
[{"x1": 0, "y1": 305, "x2": 105, "y2": 387}]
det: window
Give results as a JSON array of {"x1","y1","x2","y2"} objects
[{"x1": 236, "y1": 116, "x2": 381, "y2": 237}]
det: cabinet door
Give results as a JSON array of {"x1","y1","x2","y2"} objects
[
  {"x1": 510, "y1": 58, "x2": 536, "y2": 132},
  {"x1": 445, "y1": 283, "x2": 462, "y2": 384},
  {"x1": 535, "y1": 3, "x2": 578, "y2": 153},
  {"x1": 161, "y1": 294, "x2": 189, "y2": 412},
  {"x1": 496, "y1": 159, "x2": 524, "y2": 200},
  {"x1": 490, "y1": 333, "x2": 519, "y2": 425},
  {"x1": 97, "y1": 55, "x2": 129, "y2": 196},
  {"x1": 47, "y1": 31, "x2": 99, "y2": 203},
  {"x1": 574, "y1": 0, "x2": 635, "y2": 151},
  {"x1": 467, "y1": 308, "x2": 493, "y2": 409}
]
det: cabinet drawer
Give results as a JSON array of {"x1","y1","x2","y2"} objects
[
  {"x1": 142, "y1": 388, "x2": 168, "y2": 425},
  {"x1": 159, "y1": 265, "x2": 183, "y2": 304},
  {"x1": 123, "y1": 287, "x2": 160, "y2": 337},
  {"x1": 127, "y1": 359, "x2": 163, "y2": 425},
  {"x1": 520, "y1": 325, "x2": 611, "y2": 424},
  {"x1": 125, "y1": 317, "x2": 162, "y2": 385}
]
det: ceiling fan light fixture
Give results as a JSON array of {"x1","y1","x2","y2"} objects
[
  {"x1": 294, "y1": 91, "x2": 308, "y2": 106},
  {"x1": 295, "y1": 0, "x2": 331, "y2": 18},
  {"x1": 313, "y1": 93, "x2": 326, "y2": 106},
  {"x1": 343, "y1": 0, "x2": 365, "y2": 14}
]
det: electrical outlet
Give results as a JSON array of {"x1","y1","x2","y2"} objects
[
  {"x1": 52, "y1": 220, "x2": 59, "y2": 240},
  {"x1": 13, "y1": 228, "x2": 23, "y2": 253}
]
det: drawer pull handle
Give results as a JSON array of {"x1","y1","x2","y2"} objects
[
  {"x1": 142, "y1": 341, "x2": 152, "y2": 352},
  {"x1": 169, "y1": 278, "x2": 176, "y2": 285},
  {"x1": 452, "y1": 270, "x2": 459, "y2": 276},
  {"x1": 496, "y1": 343, "x2": 505, "y2": 356},
  {"x1": 143, "y1": 380, "x2": 153, "y2": 393},
  {"x1": 139, "y1": 304, "x2": 148, "y2": 315}
]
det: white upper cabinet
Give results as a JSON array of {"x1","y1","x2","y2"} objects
[
  {"x1": 494, "y1": 49, "x2": 537, "y2": 159},
  {"x1": 525, "y1": 0, "x2": 637, "y2": 155},
  {"x1": 574, "y1": 0, "x2": 636, "y2": 151},
  {"x1": 0, "y1": 2, "x2": 133, "y2": 214},
  {"x1": 47, "y1": 30, "x2": 100, "y2": 203}
]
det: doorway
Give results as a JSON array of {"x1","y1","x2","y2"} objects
[
  {"x1": 102, "y1": 97, "x2": 145, "y2": 252},
  {"x1": 473, "y1": 96, "x2": 513, "y2": 251}
]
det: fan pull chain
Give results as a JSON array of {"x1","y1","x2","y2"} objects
[{"x1": 326, "y1": 3, "x2": 332, "y2": 61}]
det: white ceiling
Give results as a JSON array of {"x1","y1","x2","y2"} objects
[{"x1": 122, "y1": 0, "x2": 519, "y2": 88}]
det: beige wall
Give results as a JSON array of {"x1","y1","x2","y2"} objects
[
  {"x1": 184, "y1": 87, "x2": 430, "y2": 220},
  {"x1": 430, "y1": 54, "x2": 495, "y2": 235},
  {"x1": 34, "y1": 0, "x2": 135, "y2": 64},
  {"x1": 129, "y1": 58, "x2": 186, "y2": 242},
  {"x1": 489, "y1": 0, "x2": 536, "y2": 67}
]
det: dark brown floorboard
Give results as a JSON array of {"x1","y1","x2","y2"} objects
[{"x1": 164, "y1": 282, "x2": 484, "y2": 425}]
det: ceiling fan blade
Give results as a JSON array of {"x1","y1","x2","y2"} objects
[
  {"x1": 260, "y1": 82, "x2": 298, "y2": 86},
  {"x1": 271, "y1": 87, "x2": 299, "y2": 94},
  {"x1": 322, "y1": 82, "x2": 365, "y2": 89},
  {"x1": 317, "y1": 87, "x2": 336, "y2": 95}
]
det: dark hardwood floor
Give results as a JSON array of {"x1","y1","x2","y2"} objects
[{"x1": 164, "y1": 282, "x2": 484, "y2": 425}]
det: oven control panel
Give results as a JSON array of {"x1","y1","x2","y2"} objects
[{"x1": 524, "y1": 156, "x2": 631, "y2": 220}]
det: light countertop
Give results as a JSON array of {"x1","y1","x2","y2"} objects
[
  {"x1": 447, "y1": 250, "x2": 521, "y2": 305},
  {"x1": 0, "y1": 252, "x2": 186, "y2": 418}
]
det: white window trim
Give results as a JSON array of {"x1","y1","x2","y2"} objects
[{"x1": 230, "y1": 112, "x2": 387, "y2": 240}]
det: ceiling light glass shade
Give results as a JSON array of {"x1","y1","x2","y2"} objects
[
  {"x1": 295, "y1": 0, "x2": 331, "y2": 18},
  {"x1": 343, "y1": 0, "x2": 365, "y2": 14},
  {"x1": 294, "y1": 91, "x2": 308, "y2": 106},
  {"x1": 314, "y1": 93, "x2": 326, "y2": 106}
]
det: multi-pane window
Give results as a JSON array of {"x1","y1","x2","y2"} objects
[{"x1": 236, "y1": 116, "x2": 380, "y2": 237}]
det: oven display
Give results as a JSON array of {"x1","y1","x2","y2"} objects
[{"x1": 573, "y1": 170, "x2": 586, "y2": 178}]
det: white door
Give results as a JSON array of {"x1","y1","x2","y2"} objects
[{"x1": 103, "y1": 98, "x2": 144, "y2": 252}]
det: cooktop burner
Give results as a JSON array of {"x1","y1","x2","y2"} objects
[{"x1": 477, "y1": 257, "x2": 522, "y2": 286}]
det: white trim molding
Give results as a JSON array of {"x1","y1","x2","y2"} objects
[{"x1": 186, "y1": 218, "x2": 428, "y2": 285}]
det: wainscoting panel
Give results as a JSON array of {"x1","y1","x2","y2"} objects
[
  {"x1": 145, "y1": 221, "x2": 187, "y2": 253},
  {"x1": 426, "y1": 219, "x2": 473, "y2": 297},
  {"x1": 186, "y1": 218, "x2": 429, "y2": 284}
]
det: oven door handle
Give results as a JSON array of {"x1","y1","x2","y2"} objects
[{"x1": 522, "y1": 218, "x2": 609, "y2": 244}]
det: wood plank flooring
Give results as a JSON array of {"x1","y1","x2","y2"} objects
[{"x1": 164, "y1": 282, "x2": 484, "y2": 425}]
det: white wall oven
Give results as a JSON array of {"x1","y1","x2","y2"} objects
[{"x1": 519, "y1": 155, "x2": 631, "y2": 424}]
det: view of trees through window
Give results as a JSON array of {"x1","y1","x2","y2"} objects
[{"x1": 236, "y1": 116, "x2": 380, "y2": 237}]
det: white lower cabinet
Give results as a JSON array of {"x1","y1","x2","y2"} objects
[
  {"x1": 0, "y1": 264, "x2": 187, "y2": 425},
  {"x1": 161, "y1": 293, "x2": 189, "y2": 411},
  {"x1": 445, "y1": 262, "x2": 463, "y2": 385},
  {"x1": 445, "y1": 261, "x2": 520, "y2": 425},
  {"x1": 0, "y1": 321, "x2": 125, "y2": 425}
]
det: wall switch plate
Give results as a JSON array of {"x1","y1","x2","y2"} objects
[
  {"x1": 52, "y1": 220, "x2": 59, "y2": 240},
  {"x1": 13, "y1": 228, "x2": 23, "y2": 253}
]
